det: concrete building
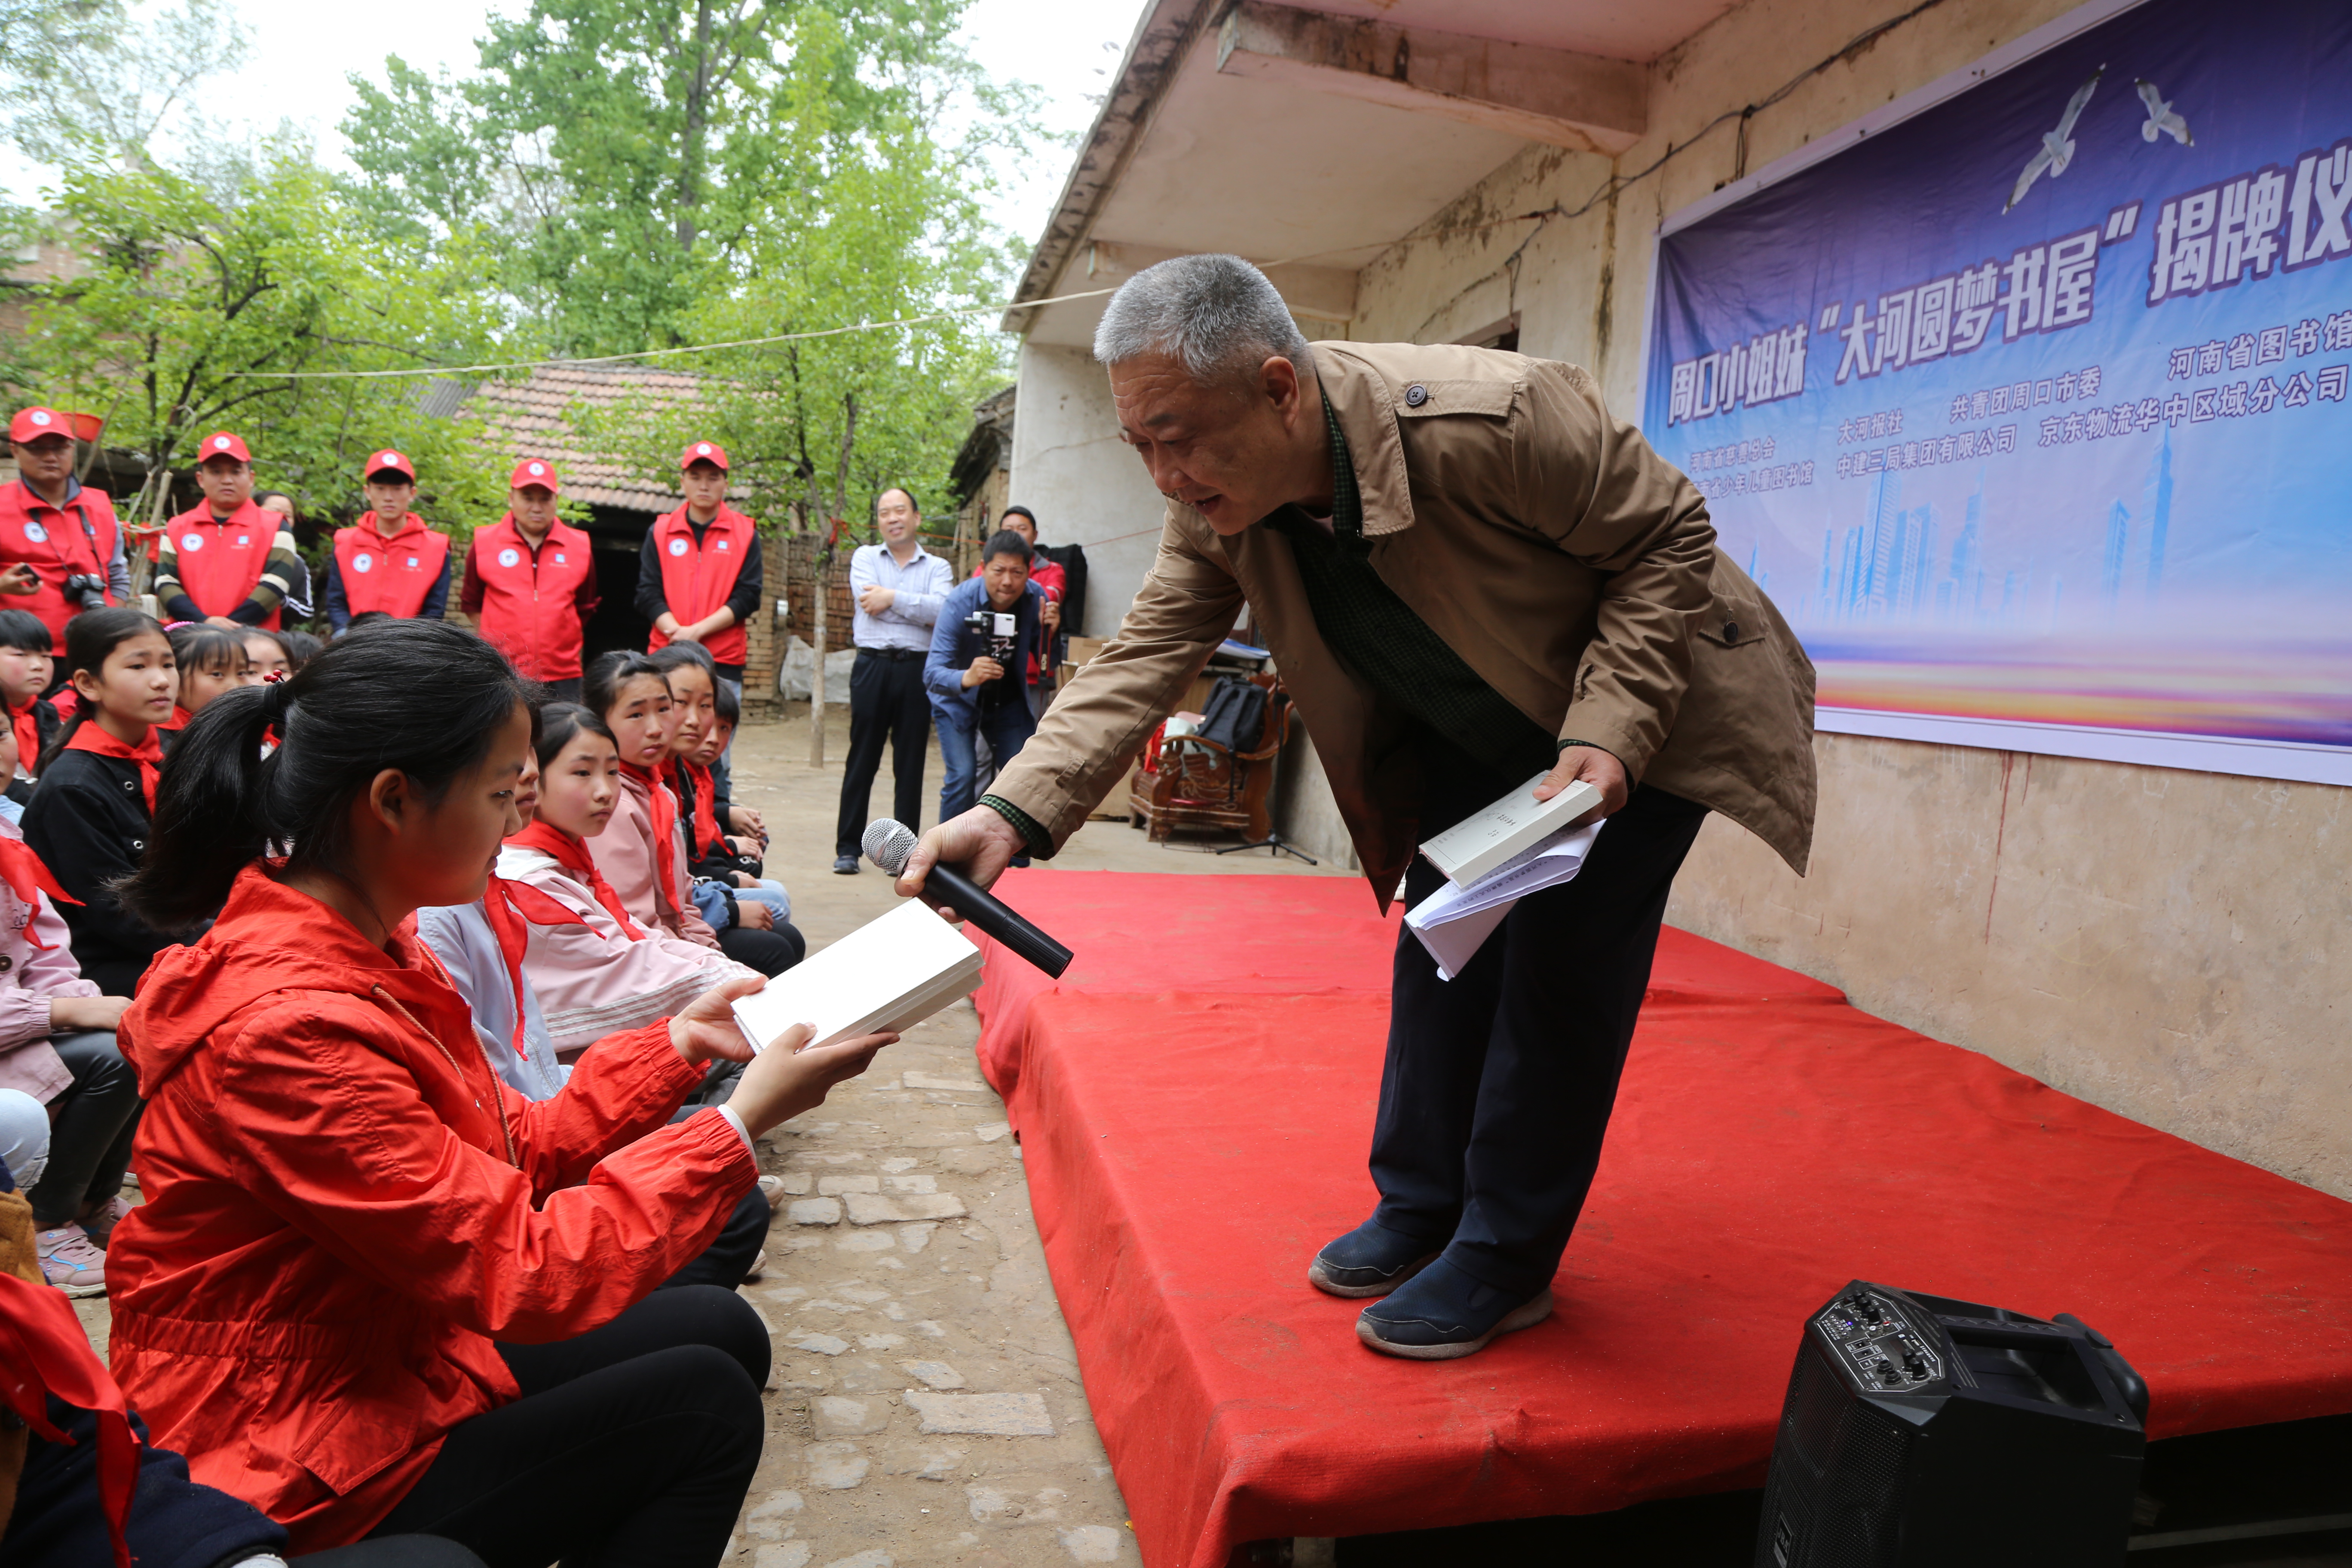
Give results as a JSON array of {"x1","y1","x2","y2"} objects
[{"x1": 1002, "y1": 0, "x2": 2349, "y2": 1198}]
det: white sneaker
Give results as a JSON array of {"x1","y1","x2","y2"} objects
[
  {"x1": 757, "y1": 1174, "x2": 786, "y2": 1212},
  {"x1": 36, "y1": 1223, "x2": 106, "y2": 1297},
  {"x1": 742, "y1": 1249, "x2": 768, "y2": 1284}
]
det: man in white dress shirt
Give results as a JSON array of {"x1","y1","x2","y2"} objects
[{"x1": 834, "y1": 487, "x2": 955, "y2": 873}]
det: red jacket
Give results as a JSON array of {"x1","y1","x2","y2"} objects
[
  {"x1": 104, "y1": 867, "x2": 754, "y2": 1550},
  {"x1": 463, "y1": 517, "x2": 597, "y2": 681},
  {"x1": 0, "y1": 479, "x2": 118, "y2": 652},
  {"x1": 645, "y1": 504, "x2": 753, "y2": 667}
]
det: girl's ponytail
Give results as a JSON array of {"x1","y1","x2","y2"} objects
[
  {"x1": 119, "y1": 681, "x2": 281, "y2": 931},
  {"x1": 33, "y1": 707, "x2": 86, "y2": 780}
]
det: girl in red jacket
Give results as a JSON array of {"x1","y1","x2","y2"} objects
[{"x1": 103, "y1": 618, "x2": 895, "y2": 1564}]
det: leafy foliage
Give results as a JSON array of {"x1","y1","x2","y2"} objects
[{"x1": 9, "y1": 149, "x2": 515, "y2": 532}]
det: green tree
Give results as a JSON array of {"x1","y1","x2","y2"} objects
[
  {"x1": 10, "y1": 145, "x2": 515, "y2": 535},
  {"x1": 340, "y1": 0, "x2": 1037, "y2": 361},
  {"x1": 2, "y1": 0, "x2": 245, "y2": 167},
  {"x1": 564, "y1": 6, "x2": 1021, "y2": 534}
]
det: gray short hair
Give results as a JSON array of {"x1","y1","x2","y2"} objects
[{"x1": 1093, "y1": 254, "x2": 1311, "y2": 387}]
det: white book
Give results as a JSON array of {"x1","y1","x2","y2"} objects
[
  {"x1": 731, "y1": 899, "x2": 983, "y2": 1054},
  {"x1": 1418, "y1": 773, "x2": 1605, "y2": 887}
]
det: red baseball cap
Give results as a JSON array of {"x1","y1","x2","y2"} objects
[
  {"x1": 509, "y1": 458, "x2": 560, "y2": 494},
  {"x1": 197, "y1": 431, "x2": 252, "y2": 464},
  {"x1": 364, "y1": 447, "x2": 415, "y2": 481},
  {"x1": 8, "y1": 407, "x2": 68, "y2": 444},
  {"x1": 679, "y1": 440, "x2": 729, "y2": 472}
]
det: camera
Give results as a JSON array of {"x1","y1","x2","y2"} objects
[
  {"x1": 962, "y1": 609, "x2": 1018, "y2": 678},
  {"x1": 60, "y1": 572, "x2": 107, "y2": 612}
]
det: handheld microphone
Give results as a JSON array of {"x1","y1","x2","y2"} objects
[{"x1": 864, "y1": 819, "x2": 1074, "y2": 978}]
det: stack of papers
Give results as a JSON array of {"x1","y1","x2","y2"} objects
[
  {"x1": 1406, "y1": 772, "x2": 1608, "y2": 981},
  {"x1": 731, "y1": 899, "x2": 983, "y2": 1053}
]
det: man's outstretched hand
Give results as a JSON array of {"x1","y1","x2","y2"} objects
[
  {"x1": 897, "y1": 805, "x2": 1026, "y2": 913},
  {"x1": 1533, "y1": 744, "x2": 1627, "y2": 818}
]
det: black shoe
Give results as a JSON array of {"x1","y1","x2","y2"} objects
[
  {"x1": 1308, "y1": 1217, "x2": 1443, "y2": 1298},
  {"x1": 833, "y1": 855, "x2": 860, "y2": 875},
  {"x1": 1356, "y1": 1258, "x2": 1553, "y2": 1361}
]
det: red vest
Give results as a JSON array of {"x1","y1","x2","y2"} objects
[
  {"x1": 332, "y1": 515, "x2": 449, "y2": 619},
  {"x1": 470, "y1": 516, "x2": 594, "y2": 680},
  {"x1": 644, "y1": 504, "x2": 753, "y2": 667},
  {"x1": 166, "y1": 501, "x2": 280, "y2": 629},
  {"x1": 0, "y1": 481, "x2": 118, "y2": 653}
]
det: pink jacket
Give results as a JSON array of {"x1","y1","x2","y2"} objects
[
  {"x1": 0, "y1": 816, "x2": 103, "y2": 1101},
  {"x1": 588, "y1": 770, "x2": 719, "y2": 949},
  {"x1": 494, "y1": 845, "x2": 753, "y2": 1054}
]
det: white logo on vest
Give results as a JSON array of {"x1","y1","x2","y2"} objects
[
  {"x1": 498, "y1": 547, "x2": 521, "y2": 568},
  {"x1": 180, "y1": 533, "x2": 203, "y2": 552},
  {"x1": 668, "y1": 537, "x2": 690, "y2": 556},
  {"x1": 21, "y1": 522, "x2": 44, "y2": 543},
  {"x1": 353, "y1": 554, "x2": 374, "y2": 573}
]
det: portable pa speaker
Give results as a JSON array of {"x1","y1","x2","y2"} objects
[{"x1": 1756, "y1": 1280, "x2": 2148, "y2": 1568}]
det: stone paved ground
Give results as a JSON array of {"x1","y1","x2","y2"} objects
[{"x1": 720, "y1": 705, "x2": 1344, "y2": 1567}]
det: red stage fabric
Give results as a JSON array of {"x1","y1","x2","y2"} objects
[
  {"x1": 971, "y1": 869, "x2": 1841, "y2": 1113},
  {"x1": 973, "y1": 873, "x2": 2352, "y2": 1568}
]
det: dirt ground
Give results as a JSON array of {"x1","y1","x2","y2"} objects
[{"x1": 80, "y1": 701, "x2": 1347, "y2": 1568}]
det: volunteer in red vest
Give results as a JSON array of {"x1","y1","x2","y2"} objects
[
  {"x1": 322, "y1": 447, "x2": 452, "y2": 634},
  {"x1": 154, "y1": 431, "x2": 305, "y2": 631},
  {"x1": 635, "y1": 440, "x2": 762, "y2": 687},
  {"x1": 460, "y1": 458, "x2": 599, "y2": 701},
  {"x1": 0, "y1": 407, "x2": 132, "y2": 655}
]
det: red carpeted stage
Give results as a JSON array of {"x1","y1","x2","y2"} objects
[{"x1": 969, "y1": 870, "x2": 2352, "y2": 1568}]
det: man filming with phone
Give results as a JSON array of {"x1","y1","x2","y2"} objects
[
  {"x1": 897, "y1": 255, "x2": 1817, "y2": 1363},
  {"x1": 923, "y1": 530, "x2": 1049, "y2": 859}
]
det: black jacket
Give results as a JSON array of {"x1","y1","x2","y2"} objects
[
  {"x1": 19, "y1": 747, "x2": 182, "y2": 995},
  {"x1": 1, "y1": 1396, "x2": 286, "y2": 1568}
]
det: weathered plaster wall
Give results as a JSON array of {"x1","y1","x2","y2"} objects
[
  {"x1": 1008, "y1": 340, "x2": 1171, "y2": 642},
  {"x1": 1348, "y1": 0, "x2": 2352, "y2": 1197}
]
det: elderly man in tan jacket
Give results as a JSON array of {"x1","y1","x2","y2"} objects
[{"x1": 902, "y1": 254, "x2": 1816, "y2": 1360}]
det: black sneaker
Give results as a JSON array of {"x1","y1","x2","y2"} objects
[
  {"x1": 1308, "y1": 1217, "x2": 1443, "y2": 1298},
  {"x1": 833, "y1": 855, "x2": 860, "y2": 875},
  {"x1": 1356, "y1": 1258, "x2": 1553, "y2": 1361}
]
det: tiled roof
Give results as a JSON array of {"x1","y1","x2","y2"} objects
[{"x1": 469, "y1": 362, "x2": 710, "y2": 513}]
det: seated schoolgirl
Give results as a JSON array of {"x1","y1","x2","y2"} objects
[
  {"x1": 239, "y1": 628, "x2": 292, "y2": 683},
  {"x1": 0, "y1": 609, "x2": 59, "y2": 802},
  {"x1": 165, "y1": 622, "x2": 251, "y2": 726},
  {"x1": 413, "y1": 713, "x2": 775, "y2": 1291},
  {"x1": 692, "y1": 679, "x2": 789, "y2": 924},
  {"x1": 21, "y1": 609, "x2": 185, "y2": 996},
  {"x1": 0, "y1": 738, "x2": 138, "y2": 1295},
  {"x1": 104, "y1": 618, "x2": 894, "y2": 1563},
  {"x1": 649, "y1": 645, "x2": 799, "y2": 952},
  {"x1": 584, "y1": 651, "x2": 796, "y2": 977}
]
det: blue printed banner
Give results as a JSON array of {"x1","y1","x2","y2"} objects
[{"x1": 1644, "y1": 0, "x2": 2352, "y2": 784}]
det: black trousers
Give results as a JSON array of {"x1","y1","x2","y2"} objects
[
  {"x1": 658, "y1": 1186, "x2": 769, "y2": 1292},
  {"x1": 368, "y1": 1286, "x2": 767, "y2": 1568},
  {"x1": 835, "y1": 649, "x2": 930, "y2": 857},
  {"x1": 715, "y1": 919, "x2": 803, "y2": 977},
  {"x1": 26, "y1": 1030, "x2": 140, "y2": 1229},
  {"x1": 539, "y1": 678, "x2": 582, "y2": 704},
  {"x1": 1369, "y1": 750, "x2": 1708, "y2": 1300}
]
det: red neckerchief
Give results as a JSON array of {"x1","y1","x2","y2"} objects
[
  {"x1": 670, "y1": 756, "x2": 724, "y2": 857},
  {"x1": 0, "y1": 834, "x2": 79, "y2": 948},
  {"x1": 0, "y1": 1269, "x2": 141, "y2": 1568},
  {"x1": 476, "y1": 872, "x2": 589, "y2": 1059},
  {"x1": 503, "y1": 820, "x2": 645, "y2": 939},
  {"x1": 619, "y1": 761, "x2": 680, "y2": 902},
  {"x1": 8, "y1": 696, "x2": 39, "y2": 775},
  {"x1": 64, "y1": 721, "x2": 163, "y2": 813}
]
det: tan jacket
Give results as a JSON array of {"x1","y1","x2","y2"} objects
[{"x1": 992, "y1": 341, "x2": 1818, "y2": 906}]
